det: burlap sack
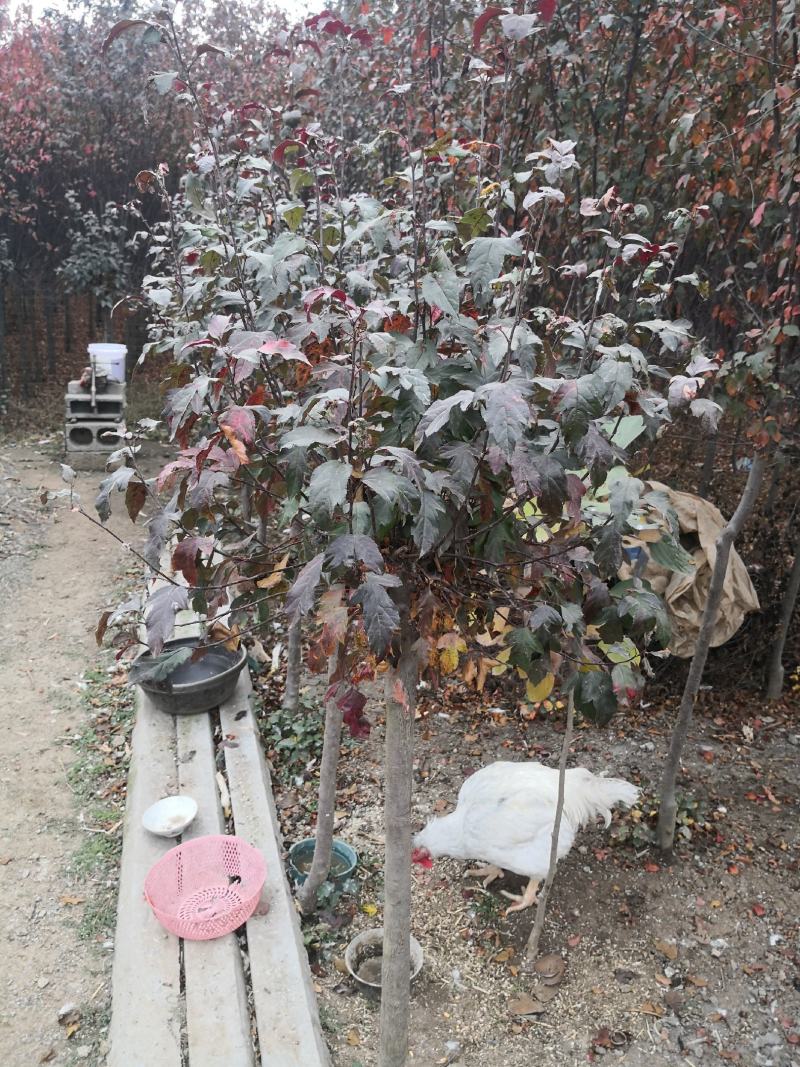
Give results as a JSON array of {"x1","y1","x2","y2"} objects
[{"x1": 621, "y1": 480, "x2": 760, "y2": 659}]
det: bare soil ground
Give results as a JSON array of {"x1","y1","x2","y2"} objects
[
  {"x1": 0, "y1": 441, "x2": 147, "y2": 1067},
  {"x1": 260, "y1": 667, "x2": 800, "y2": 1067},
  {"x1": 1, "y1": 433, "x2": 798, "y2": 1067}
]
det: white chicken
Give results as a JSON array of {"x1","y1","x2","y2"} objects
[{"x1": 412, "y1": 761, "x2": 639, "y2": 913}]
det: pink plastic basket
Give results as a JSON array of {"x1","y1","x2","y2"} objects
[{"x1": 144, "y1": 835, "x2": 266, "y2": 940}]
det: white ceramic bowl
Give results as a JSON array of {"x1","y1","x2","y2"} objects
[{"x1": 142, "y1": 795, "x2": 198, "y2": 838}]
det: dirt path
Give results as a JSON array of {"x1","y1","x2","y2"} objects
[{"x1": 0, "y1": 442, "x2": 143, "y2": 1066}]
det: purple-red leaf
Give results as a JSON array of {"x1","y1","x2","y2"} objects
[
  {"x1": 538, "y1": 0, "x2": 557, "y2": 23},
  {"x1": 219, "y1": 405, "x2": 256, "y2": 446},
  {"x1": 326, "y1": 683, "x2": 371, "y2": 739},
  {"x1": 273, "y1": 138, "x2": 307, "y2": 168},
  {"x1": 473, "y1": 7, "x2": 505, "y2": 49},
  {"x1": 750, "y1": 200, "x2": 767, "y2": 227},
  {"x1": 101, "y1": 19, "x2": 151, "y2": 53},
  {"x1": 125, "y1": 479, "x2": 148, "y2": 523},
  {"x1": 295, "y1": 37, "x2": 323, "y2": 57},
  {"x1": 340, "y1": 687, "x2": 371, "y2": 738},
  {"x1": 194, "y1": 42, "x2": 226, "y2": 60},
  {"x1": 285, "y1": 553, "x2": 325, "y2": 625},
  {"x1": 144, "y1": 585, "x2": 190, "y2": 655},
  {"x1": 171, "y1": 536, "x2": 214, "y2": 587}
]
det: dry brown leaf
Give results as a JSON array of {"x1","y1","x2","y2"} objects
[
  {"x1": 654, "y1": 938, "x2": 678, "y2": 961},
  {"x1": 333, "y1": 957, "x2": 348, "y2": 974},
  {"x1": 639, "y1": 1001, "x2": 665, "y2": 1018},
  {"x1": 533, "y1": 952, "x2": 566, "y2": 986},
  {"x1": 530, "y1": 983, "x2": 559, "y2": 1004},
  {"x1": 257, "y1": 552, "x2": 290, "y2": 590},
  {"x1": 687, "y1": 974, "x2": 709, "y2": 988},
  {"x1": 346, "y1": 1028, "x2": 362, "y2": 1046},
  {"x1": 509, "y1": 993, "x2": 548, "y2": 1016},
  {"x1": 664, "y1": 989, "x2": 684, "y2": 1013},
  {"x1": 59, "y1": 894, "x2": 85, "y2": 906}
]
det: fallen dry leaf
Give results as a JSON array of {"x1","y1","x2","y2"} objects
[
  {"x1": 346, "y1": 1027, "x2": 361, "y2": 1046},
  {"x1": 654, "y1": 938, "x2": 678, "y2": 961},
  {"x1": 592, "y1": 1027, "x2": 630, "y2": 1050},
  {"x1": 664, "y1": 989, "x2": 684, "y2": 1013},
  {"x1": 742, "y1": 963, "x2": 766, "y2": 976},
  {"x1": 57, "y1": 1004, "x2": 80, "y2": 1027},
  {"x1": 530, "y1": 983, "x2": 559, "y2": 1004},
  {"x1": 533, "y1": 952, "x2": 566, "y2": 986},
  {"x1": 59, "y1": 894, "x2": 85, "y2": 906},
  {"x1": 509, "y1": 993, "x2": 547, "y2": 1016},
  {"x1": 639, "y1": 1001, "x2": 665, "y2": 1018},
  {"x1": 687, "y1": 975, "x2": 709, "y2": 988},
  {"x1": 751, "y1": 903, "x2": 766, "y2": 917},
  {"x1": 334, "y1": 957, "x2": 348, "y2": 974}
]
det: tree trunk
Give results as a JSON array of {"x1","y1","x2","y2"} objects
[
  {"x1": 380, "y1": 620, "x2": 421, "y2": 1067},
  {"x1": 0, "y1": 278, "x2": 6, "y2": 396},
  {"x1": 765, "y1": 539, "x2": 800, "y2": 700},
  {"x1": 27, "y1": 294, "x2": 40, "y2": 386},
  {"x1": 698, "y1": 432, "x2": 717, "y2": 498},
  {"x1": 657, "y1": 453, "x2": 767, "y2": 855},
  {"x1": 764, "y1": 449, "x2": 784, "y2": 515},
  {"x1": 64, "y1": 295, "x2": 73, "y2": 354},
  {"x1": 44, "y1": 287, "x2": 56, "y2": 375},
  {"x1": 282, "y1": 619, "x2": 302, "y2": 715},
  {"x1": 297, "y1": 649, "x2": 344, "y2": 915},
  {"x1": 525, "y1": 689, "x2": 574, "y2": 964}
]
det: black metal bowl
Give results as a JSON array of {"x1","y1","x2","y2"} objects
[{"x1": 131, "y1": 637, "x2": 247, "y2": 716}]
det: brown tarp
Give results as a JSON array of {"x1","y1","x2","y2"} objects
[{"x1": 620, "y1": 480, "x2": 760, "y2": 659}]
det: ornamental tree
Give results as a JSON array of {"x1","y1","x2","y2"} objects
[{"x1": 97, "y1": 7, "x2": 729, "y2": 1064}]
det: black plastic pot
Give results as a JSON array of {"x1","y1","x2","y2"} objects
[{"x1": 131, "y1": 637, "x2": 247, "y2": 716}]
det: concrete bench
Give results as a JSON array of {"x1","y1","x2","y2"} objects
[{"x1": 107, "y1": 669, "x2": 330, "y2": 1066}]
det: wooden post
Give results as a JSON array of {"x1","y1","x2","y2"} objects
[
  {"x1": 765, "y1": 538, "x2": 800, "y2": 700},
  {"x1": 657, "y1": 452, "x2": 767, "y2": 855},
  {"x1": 525, "y1": 690, "x2": 575, "y2": 964},
  {"x1": 380, "y1": 617, "x2": 421, "y2": 1067},
  {"x1": 297, "y1": 655, "x2": 344, "y2": 916}
]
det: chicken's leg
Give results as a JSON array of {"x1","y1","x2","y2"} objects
[
  {"x1": 463, "y1": 863, "x2": 504, "y2": 889},
  {"x1": 501, "y1": 878, "x2": 540, "y2": 915}
]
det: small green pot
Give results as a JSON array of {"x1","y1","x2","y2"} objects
[{"x1": 287, "y1": 838, "x2": 358, "y2": 886}]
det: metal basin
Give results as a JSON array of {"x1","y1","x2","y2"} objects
[
  {"x1": 344, "y1": 927, "x2": 424, "y2": 1000},
  {"x1": 131, "y1": 637, "x2": 247, "y2": 715}
]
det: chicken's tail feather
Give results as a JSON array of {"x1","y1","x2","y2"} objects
[{"x1": 565, "y1": 769, "x2": 640, "y2": 830}]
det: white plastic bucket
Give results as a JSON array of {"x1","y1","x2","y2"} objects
[{"x1": 88, "y1": 342, "x2": 127, "y2": 382}]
